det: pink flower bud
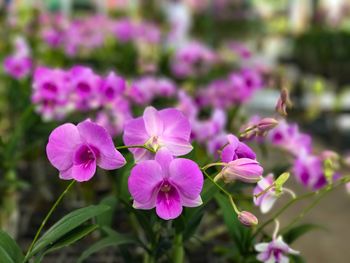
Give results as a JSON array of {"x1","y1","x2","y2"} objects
[
  {"x1": 257, "y1": 118, "x2": 278, "y2": 134},
  {"x1": 275, "y1": 88, "x2": 292, "y2": 116},
  {"x1": 223, "y1": 158, "x2": 263, "y2": 183},
  {"x1": 238, "y1": 211, "x2": 258, "y2": 227}
]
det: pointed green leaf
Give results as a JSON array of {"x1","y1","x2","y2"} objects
[
  {"x1": 30, "y1": 205, "x2": 109, "y2": 257},
  {"x1": 0, "y1": 230, "x2": 24, "y2": 263},
  {"x1": 77, "y1": 228, "x2": 139, "y2": 263}
]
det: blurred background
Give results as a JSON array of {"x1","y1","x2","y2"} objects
[{"x1": 0, "y1": 0, "x2": 350, "y2": 262}]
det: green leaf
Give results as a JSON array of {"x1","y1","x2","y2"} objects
[
  {"x1": 290, "y1": 255, "x2": 306, "y2": 263},
  {"x1": 0, "y1": 230, "x2": 24, "y2": 263},
  {"x1": 77, "y1": 228, "x2": 139, "y2": 263},
  {"x1": 215, "y1": 194, "x2": 252, "y2": 254},
  {"x1": 275, "y1": 172, "x2": 290, "y2": 196},
  {"x1": 96, "y1": 196, "x2": 118, "y2": 228},
  {"x1": 29, "y1": 205, "x2": 110, "y2": 257},
  {"x1": 283, "y1": 223, "x2": 324, "y2": 244},
  {"x1": 33, "y1": 224, "x2": 98, "y2": 262}
]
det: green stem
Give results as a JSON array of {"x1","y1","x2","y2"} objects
[
  {"x1": 254, "y1": 183, "x2": 276, "y2": 199},
  {"x1": 281, "y1": 178, "x2": 350, "y2": 234},
  {"x1": 252, "y1": 191, "x2": 315, "y2": 239},
  {"x1": 173, "y1": 233, "x2": 184, "y2": 263},
  {"x1": 201, "y1": 162, "x2": 226, "y2": 171},
  {"x1": 253, "y1": 176, "x2": 350, "y2": 239},
  {"x1": 203, "y1": 170, "x2": 240, "y2": 214},
  {"x1": 24, "y1": 180, "x2": 76, "y2": 262},
  {"x1": 116, "y1": 144, "x2": 155, "y2": 153}
]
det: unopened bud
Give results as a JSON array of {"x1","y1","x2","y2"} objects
[
  {"x1": 238, "y1": 211, "x2": 258, "y2": 227},
  {"x1": 223, "y1": 158, "x2": 263, "y2": 183},
  {"x1": 275, "y1": 88, "x2": 292, "y2": 116},
  {"x1": 257, "y1": 118, "x2": 279, "y2": 134}
]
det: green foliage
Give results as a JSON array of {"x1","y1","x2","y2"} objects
[
  {"x1": 283, "y1": 223, "x2": 324, "y2": 244},
  {"x1": 0, "y1": 230, "x2": 24, "y2": 263},
  {"x1": 28, "y1": 205, "x2": 110, "y2": 258},
  {"x1": 78, "y1": 227, "x2": 140, "y2": 263}
]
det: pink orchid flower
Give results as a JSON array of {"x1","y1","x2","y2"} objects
[
  {"x1": 128, "y1": 149, "x2": 203, "y2": 220},
  {"x1": 253, "y1": 174, "x2": 277, "y2": 213},
  {"x1": 123, "y1": 106, "x2": 193, "y2": 162},
  {"x1": 46, "y1": 120, "x2": 126, "y2": 182},
  {"x1": 255, "y1": 236, "x2": 299, "y2": 263}
]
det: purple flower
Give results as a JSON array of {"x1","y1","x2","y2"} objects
[
  {"x1": 222, "y1": 158, "x2": 263, "y2": 183},
  {"x1": 100, "y1": 71, "x2": 126, "y2": 103},
  {"x1": 69, "y1": 66, "x2": 102, "y2": 110},
  {"x1": 123, "y1": 106, "x2": 192, "y2": 162},
  {"x1": 253, "y1": 174, "x2": 277, "y2": 213},
  {"x1": 128, "y1": 76, "x2": 176, "y2": 105},
  {"x1": 221, "y1": 134, "x2": 256, "y2": 163},
  {"x1": 46, "y1": 120, "x2": 126, "y2": 182},
  {"x1": 292, "y1": 153, "x2": 327, "y2": 190},
  {"x1": 206, "y1": 133, "x2": 228, "y2": 158},
  {"x1": 176, "y1": 90, "x2": 198, "y2": 120},
  {"x1": 128, "y1": 149, "x2": 203, "y2": 220},
  {"x1": 255, "y1": 236, "x2": 299, "y2": 263},
  {"x1": 192, "y1": 109, "x2": 227, "y2": 143},
  {"x1": 268, "y1": 121, "x2": 312, "y2": 156},
  {"x1": 95, "y1": 97, "x2": 132, "y2": 137},
  {"x1": 3, "y1": 56, "x2": 32, "y2": 79},
  {"x1": 113, "y1": 19, "x2": 135, "y2": 42},
  {"x1": 171, "y1": 41, "x2": 216, "y2": 78},
  {"x1": 32, "y1": 66, "x2": 71, "y2": 120}
]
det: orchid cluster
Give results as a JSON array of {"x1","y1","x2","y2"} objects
[
  {"x1": 40, "y1": 14, "x2": 161, "y2": 57},
  {"x1": 2, "y1": 5, "x2": 350, "y2": 263}
]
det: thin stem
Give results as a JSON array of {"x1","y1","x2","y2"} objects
[
  {"x1": 283, "y1": 188, "x2": 296, "y2": 199},
  {"x1": 24, "y1": 180, "x2": 76, "y2": 261},
  {"x1": 173, "y1": 233, "x2": 184, "y2": 263},
  {"x1": 253, "y1": 176, "x2": 350, "y2": 239},
  {"x1": 254, "y1": 183, "x2": 275, "y2": 199},
  {"x1": 239, "y1": 125, "x2": 257, "y2": 138},
  {"x1": 252, "y1": 191, "x2": 315, "y2": 239},
  {"x1": 281, "y1": 180, "x2": 349, "y2": 234},
  {"x1": 203, "y1": 170, "x2": 240, "y2": 215},
  {"x1": 201, "y1": 162, "x2": 227, "y2": 171},
  {"x1": 116, "y1": 144, "x2": 155, "y2": 153},
  {"x1": 272, "y1": 219, "x2": 280, "y2": 240}
]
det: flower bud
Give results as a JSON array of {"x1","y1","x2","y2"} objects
[
  {"x1": 257, "y1": 118, "x2": 278, "y2": 134},
  {"x1": 275, "y1": 88, "x2": 292, "y2": 116},
  {"x1": 223, "y1": 158, "x2": 263, "y2": 183},
  {"x1": 238, "y1": 211, "x2": 258, "y2": 227}
]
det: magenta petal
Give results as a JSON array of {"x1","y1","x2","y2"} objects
[
  {"x1": 162, "y1": 136, "x2": 193, "y2": 156},
  {"x1": 71, "y1": 160, "x2": 97, "y2": 182},
  {"x1": 46, "y1": 123, "x2": 81, "y2": 171},
  {"x1": 143, "y1": 106, "x2": 164, "y2": 136},
  {"x1": 169, "y1": 158, "x2": 203, "y2": 199},
  {"x1": 77, "y1": 120, "x2": 126, "y2": 169},
  {"x1": 123, "y1": 117, "x2": 149, "y2": 147},
  {"x1": 159, "y1": 108, "x2": 191, "y2": 140},
  {"x1": 181, "y1": 195, "x2": 203, "y2": 207},
  {"x1": 132, "y1": 148, "x2": 154, "y2": 163},
  {"x1": 59, "y1": 167, "x2": 73, "y2": 180},
  {"x1": 221, "y1": 144, "x2": 237, "y2": 163},
  {"x1": 156, "y1": 187, "x2": 183, "y2": 220},
  {"x1": 155, "y1": 149, "x2": 174, "y2": 175},
  {"x1": 128, "y1": 160, "x2": 163, "y2": 205}
]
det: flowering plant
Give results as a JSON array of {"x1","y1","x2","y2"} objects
[{"x1": 0, "y1": 4, "x2": 349, "y2": 263}]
